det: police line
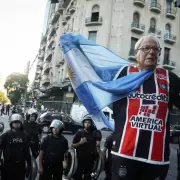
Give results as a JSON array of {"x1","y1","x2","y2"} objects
[{"x1": 2, "y1": 147, "x2": 105, "y2": 180}]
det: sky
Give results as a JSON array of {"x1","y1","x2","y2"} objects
[{"x1": 0, "y1": 0, "x2": 46, "y2": 88}]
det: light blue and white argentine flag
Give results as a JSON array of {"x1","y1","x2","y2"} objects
[{"x1": 60, "y1": 33, "x2": 152, "y2": 131}]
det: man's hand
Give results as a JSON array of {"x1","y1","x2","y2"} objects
[{"x1": 79, "y1": 137, "x2": 87, "y2": 144}]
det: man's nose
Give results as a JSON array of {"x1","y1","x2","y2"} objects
[{"x1": 149, "y1": 48, "x2": 156, "y2": 55}]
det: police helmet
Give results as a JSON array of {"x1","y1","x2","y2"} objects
[
  {"x1": 9, "y1": 113, "x2": 23, "y2": 125},
  {"x1": 82, "y1": 114, "x2": 93, "y2": 124},
  {"x1": 26, "y1": 108, "x2": 38, "y2": 121},
  {"x1": 50, "y1": 119, "x2": 64, "y2": 129}
]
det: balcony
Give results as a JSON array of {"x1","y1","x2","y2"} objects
[
  {"x1": 37, "y1": 61, "x2": 43, "y2": 68},
  {"x1": 43, "y1": 63, "x2": 50, "y2": 73},
  {"x1": 85, "y1": 17, "x2": 103, "y2": 26},
  {"x1": 148, "y1": 27, "x2": 161, "y2": 37},
  {"x1": 40, "y1": 43, "x2": 46, "y2": 51},
  {"x1": 69, "y1": 6, "x2": 76, "y2": 14},
  {"x1": 56, "y1": 59, "x2": 65, "y2": 67},
  {"x1": 38, "y1": 51, "x2": 45, "y2": 60},
  {"x1": 49, "y1": 61, "x2": 53, "y2": 69},
  {"x1": 42, "y1": 78, "x2": 50, "y2": 86},
  {"x1": 163, "y1": 60, "x2": 176, "y2": 70},
  {"x1": 133, "y1": 0, "x2": 145, "y2": 7},
  {"x1": 46, "y1": 36, "x2": 55, "y2": 49},
  {"x1": 56, "y1": 22, "x2": 59, "y2": 30},
  {"x1": 166, "y1": 9, "x2": 176, "y2": 19},
  {"x1": 52, "y1": 42, "x2": 56, "y2": 50},
  {"x1": 150, "y1": 2, "x2": 161, "y2": 13},
  {"x1": 128, "y1": 49, "x2": 136, "y2": 61},
  {"x1": 131, "y1": 22, "x2": 145, "y2": 34},
  {"x1": 164, "y1": 33, "x2": 177, "y2": 44},
  {"x1": 44, "y1": 50, "x2": 53, "y2": 61},
  {"x1": 36, "y1": 69, "x2": 41, "y2": 74},
  {"x1": 62, "y1": 18, "x2": 67, "y2": 25},
  {"x1": 65, "y1": 12, "x2": 71, "y2": 20},
  {"x1": 48, "y1": 27, "x2": 56, "y2": 39},
  {"x1": 50, "y1": 12, "x2": 60, "y2": 24}
]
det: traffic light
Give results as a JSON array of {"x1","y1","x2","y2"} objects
[{"x1": 51, "y1": 0, "x2": 59, "y2": 3}]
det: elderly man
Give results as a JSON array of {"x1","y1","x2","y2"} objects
[{"x1": 111, "y1": 35, "x2": 180, "y2": 180}]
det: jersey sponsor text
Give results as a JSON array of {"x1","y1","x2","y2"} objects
[
  {"x1": 128, "y1": 92, "x2": 168, "y2": 103},
  {"x1": 130, "y1": 115, "x2": 163, "y2": 132}
]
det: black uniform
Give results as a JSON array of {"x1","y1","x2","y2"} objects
[
  {"x1": 112, "y1": 67, "x2": 180, "y2": 180},
  {"x1": 40, "y1": 134, "x2": 68, "y2": 180},
  {"x1": 23, "y1": 122, "x2": 42, "y2": 159},
  {"x1": 104, "y1": 133, "x2": 114, "y2": 180},
  {"x1": 0, "y1": 130, "x2": 31, "y2": 180},
  {"x1": 73, "y1": 129, "x2": 102, "y2": 180}
]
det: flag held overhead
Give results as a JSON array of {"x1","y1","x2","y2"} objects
[{"x1": 60, "y1": 33, "x2": 152, "y2": 130}]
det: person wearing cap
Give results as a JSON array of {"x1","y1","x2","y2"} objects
[
  {"x1": 23, "y1": 109, "x2": 42, "y2": 159},
  {"x1": 39, "y1": 119, "x2": 69, "y2": 180},
  {"x1": 0, "y1": 113, "x2": 31, "y2": 180},
  {"x1": 72, "y1": 115, "x2": 102, "y2": 180}
]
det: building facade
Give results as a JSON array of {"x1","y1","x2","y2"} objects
[{"x1": 33, "y1": 0, "x2": 180, "y2": 103}]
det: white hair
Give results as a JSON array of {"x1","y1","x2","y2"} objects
[{"x1": 134, "y1": 35, "x2": 161, "y2": 51}]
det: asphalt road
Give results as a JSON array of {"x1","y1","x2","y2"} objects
[{"x1": 0, "y1": 115, "x2": 177, "y2": 180}]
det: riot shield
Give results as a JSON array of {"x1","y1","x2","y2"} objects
[
  {"x1": 91, "y1": 150, "x2": 105, "y2": 180},
  {"x1": 27, "y1": 156, "x2": 38, "y2": 180},
  {"x1": 63, "y1": 147, "x2": 78, "y2": 179},
  {"x1": 0, "y1": 122, "x2": 4, "y2": 135}
]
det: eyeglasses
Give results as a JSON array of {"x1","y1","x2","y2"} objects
[{"x1": 137, "y1": 46, "x2": 162, "y2": 53}]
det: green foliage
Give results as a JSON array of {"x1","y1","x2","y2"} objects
[{"x1": 4, "y1": 72, "x2": 28, "y2": 104}]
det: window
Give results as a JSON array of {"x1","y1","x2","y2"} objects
[
  {"x1": 131, "y1": 37, "x2": 138, "y2": 49},
  {"x1": 88, "y1": 31, "x2": 97, "y2": 42},
  {"x1": 91, "y1": 5, "x2": 100, "y2": 22},
  {"x1": 150, "y1": 18, "x2": 156, "y2": 28},
  {"x1": 165, "y1": 23, "x2": 171, "y2": 34},
  {"x1": 149, "y1": 18, "x2": 156, "y2": 33},
  {"x1": 164, "y1": 47, "x2": 170, "y2": 64},
  {"x1": 130, "y1": 37, "x2": 138, "y2": 55},
  {"x1": 166, "y1": 0, "x2": 172, "y2": 10},
  {"x1": 133, "y1": 12, "x2": 140, "y2": 24}
]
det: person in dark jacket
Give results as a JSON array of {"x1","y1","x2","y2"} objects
[
  {"x1": 0, "y1": 113, "x2": 31, "y2": 180},
  {"x1": 23, "y1": 111, "x2": 41, "y2": 159},
  {"x1": 102, "y1": 133, "x2": 114, "y2": 180},
  {"x1": 39, "y1": 119, "x2": 69, "y2": 180},
  {"x1": 72, "y1": 115, "x2": 102, "y2": 180}
]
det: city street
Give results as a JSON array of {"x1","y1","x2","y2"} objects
[{"x1": 0, "y1": 115, "x2": 177, "y2": 180}]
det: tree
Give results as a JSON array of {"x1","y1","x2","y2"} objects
[
  {"x1": 0, "y1": 92, "x2": 9, "y2": 104},
  {"x1": 4, "y1": 72, "x2": 28, "y2": 104}
]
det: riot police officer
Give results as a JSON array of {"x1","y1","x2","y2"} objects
[
  {"x1": 39, "y1": 119, "x2": 69, "y2": 180},
  {"x1": 23, "y1": 110, "x2": 41, "y2": 159},
  {"x1": 102, "y1": 133, "x2": 114, "y2": 180},
  {"x1": 72, "y1": 115, "x2": 102, "y2": 180},
  {"x1": 0, "y1": 113, "x2": 31, "y2": 180}
]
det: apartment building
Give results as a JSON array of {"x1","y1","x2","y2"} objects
[{"x1": 33, "y1": 0, "x2": 180, "y2": 102}]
